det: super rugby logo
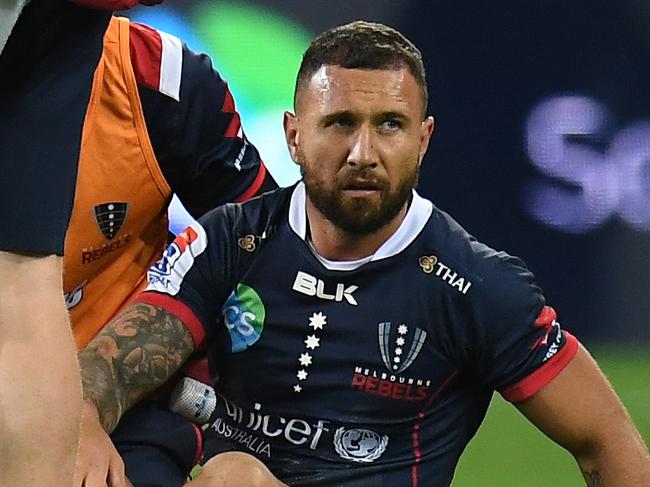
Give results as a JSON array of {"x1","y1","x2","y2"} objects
[
  {"x1": 93, "y1": 202, "x2": 128, "y2": 240},
  {"x1": 146, "y1": 223, "x2": 208, "y2": 296}
]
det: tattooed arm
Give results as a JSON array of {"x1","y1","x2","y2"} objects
[
  {"x1": 516, "y1": 345, "x2": 650, "y2": 486},
  {"x1": 79, "y1": 302, "x2": 196, "y2": 433}
]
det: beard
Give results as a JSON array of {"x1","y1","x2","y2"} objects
[{"x1": 300, "y1": 152, "x2": 419, "y2": 236}]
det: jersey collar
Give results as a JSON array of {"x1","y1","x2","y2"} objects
[{"x1": 288, "y1": 181, "x2": 433, "y2": 271}]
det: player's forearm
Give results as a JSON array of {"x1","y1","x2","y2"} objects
[
  {"x1": 576, "y1": 430, "x2": 650, "y2": 487},
  {"x1": 79, "y1": 302, "x2": 196, "y2": 433},
  {"x1": 0, "y1": 253, "x2": 82, "y2": 486},
  {"x1": 574, "y1": 417, "x2": 650, "y2": 486}
]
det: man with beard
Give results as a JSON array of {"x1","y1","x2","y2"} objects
[{"x1": 78, "y1": 21, "x2": 650, "y2": 486}]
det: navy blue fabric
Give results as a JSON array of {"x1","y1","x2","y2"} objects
[
  {"x1": 0, "y1": 1, "x2": 110, "y2": 254},
  {"x1": 112, "y1": 401, "x2": 200, "y2": 487},
  {"x1": 144, "y1": 186, "x2": 574, "y2": 486}
]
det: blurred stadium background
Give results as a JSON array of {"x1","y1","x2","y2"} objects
[{"x1": 127, "y1": 1, "x2": 650, "y2": 484}]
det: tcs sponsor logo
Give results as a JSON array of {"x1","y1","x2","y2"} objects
[
  {"x1": 146, "y1": 223, "x2": 208, "y2": 295},
  {"x1": 222, "y1": 283, "x2": 266, "y2": 352}
]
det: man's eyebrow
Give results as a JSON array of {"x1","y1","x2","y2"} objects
[{"x1": 320, "y1": 110, "x2": 356, "y2": 124}]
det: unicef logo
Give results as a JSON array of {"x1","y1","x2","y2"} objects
[
  {"x1": 222, "y1": 284, "x2": 266, "y2": 352},
  {"x1": 333, "y1": 427, "x2": 389, "y2": 463}
]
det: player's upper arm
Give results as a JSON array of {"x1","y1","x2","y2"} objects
[
  {"x1": 469, "y1": 255, "x2": 579, "y2": 400},
  {"x1": 515, "y1": 344, "x2": 634, "y2": 455},
  {"x1": 137, "y1": 206, "x2": 237, "y2": 347},
  {"x1": 129, "y1": 22, "x2": 277, "y2": 217}
]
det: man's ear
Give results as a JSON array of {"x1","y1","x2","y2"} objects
[
  {"x1": 418, "y1": 115, "x2": 435, "y2": 165},
  {"x1": 284, "y1": 111, "x2": 300, "y2": 165}
]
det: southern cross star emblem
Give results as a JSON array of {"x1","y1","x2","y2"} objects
[
  {"x1": 305, "y1": 335, "x2": 320, "y2": 350},
  {"x1": 299, "y1": 352, "x2": 313, "y2": 367},
  {"x1": 309, "y1": 312, "x2": 327, "y2": 330},
  {"x1": 294, "y1": 312, "x2": 328, "y2": 394}
]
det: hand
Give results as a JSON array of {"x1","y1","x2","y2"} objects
[
  {"x1": 74, "y1": 402, "x2": 130, "y2": 487},
  {"x1": 187, "y1": 452, "x2": 288, "y2": 487}
]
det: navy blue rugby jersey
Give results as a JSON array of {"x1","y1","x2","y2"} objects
[{"x1": 140, "y1": 183, "x2": 579, "y2": 487}]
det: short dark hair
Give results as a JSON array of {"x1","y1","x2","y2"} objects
[{"x1": 294, "y1": 21, "x2": 428, "y2": 115}]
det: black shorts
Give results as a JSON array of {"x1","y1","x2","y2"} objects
[
  {"x1": 0, "y1": 0, "x2": 110, "y2": 255},
  {"x1": 112, "y1": 401, "x2": 203, "y2": 487}
]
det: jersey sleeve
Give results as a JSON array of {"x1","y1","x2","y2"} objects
[
  {"x1": 128, "y1": 21, "x2": 277, "y2": 218},
  {"x1": 0, "y1": 2, "x2": 110, "y2": 254},
  {"x1": 70, "y1": 0, "x2": 163, "y2": 9},
  {"x1": 137, "y1": 208, "x2": 234, "y2": 348},
  {"x1": 470, "y1": 255, "x2": 579, "y2": 402}
]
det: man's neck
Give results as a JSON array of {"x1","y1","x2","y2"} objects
[{"x1": 305, "y1": 198, "x2": 409, "y2": 262}]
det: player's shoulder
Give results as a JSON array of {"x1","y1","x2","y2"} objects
[
  {"x1": 127, "y1": 19, "x2": 217, "y2": 103},
  {"x1": 425, "y1": 203, "x2": 539, "y2": 300},
  {"x1": 198, "y1": 186, "x2": 293, "y2": 240}
]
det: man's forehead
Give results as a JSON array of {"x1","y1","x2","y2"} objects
[{"x1": 299, "y1": 65, "x2": 422, "y2": 114}]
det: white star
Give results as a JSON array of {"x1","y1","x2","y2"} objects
[
  {"x1": 393, "y1": 356, "x2": 401, "y2": 363},
  {"x1": 398, "y1": 324, "x2": 408, "y2": 335},
  {"x1": 305, "y1": 335, "x2": 320, "y2": 350},
  {"x1": 396, "y1": 337, "x2": 405, "y2": 346},
  {"x1": 299, "y1": 353, "x2": 313, "y2": 367},
  {"x1": 293, "y1": 384, "x2": 302, "y2": 393},
  {"x1": 297, "y1": 369, "x2": 308, "y2": 380},
  {"x1": 395, "y1": 347, "x2": 403, "y2": 356},
  {"x1": 309, "y1": 312, "x2": 327, "y2": 330}
]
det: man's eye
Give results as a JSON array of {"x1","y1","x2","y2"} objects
[
  {"x1": 328, "y1": 118, "x2": 354, "y2": 128},
  {"x1": 381, "y1": 119, "x2": 402, "y2": 130}
]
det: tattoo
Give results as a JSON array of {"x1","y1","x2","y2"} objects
[
  {"x1": 79, "y1": 302, "x2": 195, "y2": 432},
  {"x1": 581, "y1": 470, "x2": 605, "y2": 487}
]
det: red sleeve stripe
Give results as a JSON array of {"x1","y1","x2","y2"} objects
[
  {"x1": 501, "y1": 332, "x2": 579, "y2": 402},
  {"x1": 129, "y1": 22, "x2": 182, "y2": 101},
  {"x1": 191, "y1": 423, "x2": 204, "y2": 467},
  {"x1": 136, "y1": 292, "x2": 206, "y2": 348},
  {"x1": 235, "y1": 162, "x2": 268, "y2": 202}
]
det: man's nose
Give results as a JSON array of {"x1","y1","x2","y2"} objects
[{"x1": 347, "y1": 125, "x2": 379, "y2": 169}]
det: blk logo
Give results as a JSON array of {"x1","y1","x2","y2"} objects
[
  {"x1": 292, "y1": 271, "x2": 358, "y2": 305},
  {"x1": 93, "y1": 202, "x2": 128, "y2": 240}
]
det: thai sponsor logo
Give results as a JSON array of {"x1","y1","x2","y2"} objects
[{"x1": 419, "y1": 255, "x2": 472, "y2": 295}]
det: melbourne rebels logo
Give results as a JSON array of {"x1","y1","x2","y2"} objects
[
  {"x1": 378, "y1": 322, "x2": 427, "y2": 373},
  {"x1": 93, "y1": 203, "x2": 128, "y2": 240}
]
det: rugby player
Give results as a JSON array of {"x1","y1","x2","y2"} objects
[{"x1": 78, "y1": 21, "x2": 650, "y2": 486}]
